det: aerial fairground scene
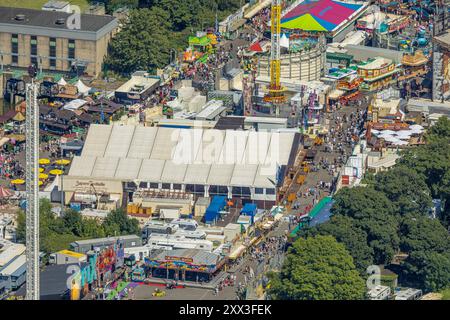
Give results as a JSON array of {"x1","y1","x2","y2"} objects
[{"x1": 0, "y1": 0, "x2": 449, "y2": 308}]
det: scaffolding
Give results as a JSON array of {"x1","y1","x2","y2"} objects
[
  {"x1": 25, "y1": 80, "x2": 40, "y2": 300},
  {"x1": 264, "y1": 0, "x2": 286, "y2": 115}
]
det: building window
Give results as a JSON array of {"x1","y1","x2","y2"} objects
[
  {"x1": 255, "y1": 188, "x2": 264, "y2": 194},
  {"x1": 172, "y1": 184, "x2": 182, "y2": 190},
  {"x1": 68, "y1": 39, "x2": 75, "y2": 60},
  {"x1": 49, "y1": 37, "x2": 56, "y2": 68},
  {"x1": 161, "y1": 183, "x2": 170, "y2": 190},
  {"x1": 266, "y1": 188, "x2": 276, "y2": 195},
  {"x1": 30, "y1": 36, "x2": 38, "y2": 66},
  {"x1": 11, "y1": 34, "x2": 18, "y2": 64},
  {"x1": 149, "y1": 183, "x2": 159, "y2": 189}
]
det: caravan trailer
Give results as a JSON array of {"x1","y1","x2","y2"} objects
[{"x1": 169, "y1": 218, "x2": 198, "y2": 231}]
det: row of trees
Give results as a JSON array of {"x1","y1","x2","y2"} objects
[
  {"x1": 269, "y1": 117, "x2": 450, "y2": 299},
  {"x1": 103, "y1": 0, "x2": 244, "y2": 75},
  {"x1": 16, "y1": 199, "x2": 140, "y2": 255}
]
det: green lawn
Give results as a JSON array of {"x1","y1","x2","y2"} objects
[
  {"x1": 0, "y1": 0, "x2": 90, "y2": 11},
  {"x1": 441, "y1": 288, "x2": 450, "y2": 300}
]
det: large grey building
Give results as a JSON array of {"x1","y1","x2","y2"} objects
[{"x1": 0, "y1": 6, "x2": 118, "y2": 77}]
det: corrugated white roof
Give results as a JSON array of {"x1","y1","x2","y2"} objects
[
  {"x1": 81, "y1": 124, "x2": 112, "y2": 157},
  {"x1": 253, "y1": 164, "x2": 277, "y2": 188},
  {"x1": 161, "y1": 161, "x2": 188, "y2": 184},
  {"x1": 0, "y1": 244, "x2": 25, "y2": 267},
  {"x1": 184, "y1": 163, "x2": 211, "y2": 185},
  {"x1": 230, "y1": 164, "x2": 258, "y2": 186},
  {"x1": 219, "y1": 130, "x2": 248, "y2": 165},
  {"x1": 68, "y1": 125, "x2": 297, "y2": 188},
  {"x1": 138, "y1": 159, "x2": 165, "y2": 182},
  {"x1": 241, "y1": 131, "x2": 271, "y2": 165},
  {"x1": 68, "y1": 156, "x2": 96, "y2": 176},
  {"x1": 127, "y1": 126, "x2": 158, "y2": 159},
  {"x1": 150, "y1": 127, "x2": 180, "y2": 160},
  {"x1": 104, "y1": 125, "x2": 135, "y2": 158},
  {"x1": 115, "y1": 158, "x2": 142, "y2": 180},
  {"x1": 0, "y1": 254, "x2": 26, "y2": 276},
  {"x1": 195, "y1": 129, "x2": 225, "y2": 164},
  {"x1": 207, "y1": 164, "x2": 234, "y2": 186},
  {"x1": 91, "y1": 157, "x2": 119, "y2": 178}
]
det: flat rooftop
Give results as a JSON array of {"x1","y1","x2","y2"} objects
[
  {"x1": 66, "y1": 124, "x2": 299, "y2": 189},
  {"x1": 0, "y1": 6, "x2": 116, "y2": 32}
]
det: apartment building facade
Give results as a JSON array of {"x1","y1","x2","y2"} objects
[{"x1": 0, "y1": 6, "x2": 118, "y2": 77}]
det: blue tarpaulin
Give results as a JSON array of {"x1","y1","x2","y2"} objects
[
  {"x1": 240, "y1": 203, "x2": 257, "y2": 224},
  {"x1": 205, "y1": 195, "x2": 227, "y2": 224}
]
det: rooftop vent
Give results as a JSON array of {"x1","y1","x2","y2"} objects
[
  {"x1": 14, "y1": 14, "x2": 26, "y2": 21},
  {"x1": 55, "y1": 18, "x2": 65, "y2": 25}
]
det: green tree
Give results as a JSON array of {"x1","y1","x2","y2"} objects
[
  {"x1": 301, "y1": 215, "x2": 374, "y2": 275},
  {"x1": 62, "y1": 209, "x2": 84, "y2": 237},
  {"x1": 402, "y1": 250, "x2": 450, "y2": 292},
  {"x1": 102, "y1": 208, "x2": 140, "y2": 236},
  {"x1": 104, "y1": 8, "x2": 172, "y2": 75},
  {"x1": 268, "y1": 235, "x2": 366, "y2": 300},
  {"x1": 399, "y1": 214, "x2": 450, "y2": 254},
  {"x1": 374, "y1": 167, "x2": 432, "y2": 216},
  {"x1": 332, "y1": 187, "x2": 400, "y2": 264}
]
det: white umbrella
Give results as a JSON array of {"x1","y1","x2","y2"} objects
[
  {"x1": 410, "y1": 124, "x2": 424, "y2": 130},
  {"x1": 410, "y1": 128, "x2": 424, "y2": 134},
  {"x1": 383, "y1": 136, "x2": 401, "y2": 143},
  {"x1": 392, "y1": 140, "x2": 409, "y2": 146},
  {"x1": 377, "y1": 132, "x2": 394, "y2": 138},
  {"x1": 397, "y1": 135, "x2": 411, "y2": 140},
  {"x1": 396, "y1": 130, "x2": 412, "y2": 135},
  {"x1": 380, "y1": 130, "x2": 395, "y2": 135},
  {"x1": 370, "y1": 129, "x2": 380, "y2": 134}
]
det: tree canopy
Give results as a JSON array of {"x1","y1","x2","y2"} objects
[
  {"x1": 374, "y1": 167, "x2": 432, "y2": 216},
  {"x1": 16, "y1": 199, "x2": 140, "y2": 255},
  {"x1": 104, "y1": 0, "x2": 243, "y2": 75},
  {"x1": 268, "y1": 235, "x2": 366, "y2": 300},
  {"x1": 300, "y1": 215, "x2": 374, "y2": 275}
]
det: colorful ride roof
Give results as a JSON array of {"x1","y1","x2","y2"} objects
[{"x1": 281, "y1": 0, "x2": 363, "y2": 32}]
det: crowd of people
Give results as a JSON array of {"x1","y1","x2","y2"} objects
[{"x1": 0, "y1": 152, "x2": 24, "y2": 182}]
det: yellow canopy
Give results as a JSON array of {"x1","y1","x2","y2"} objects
[
  {"x1": 39, "y1": 168, "x2": 44, "y2": 173},
  {"x1": 55, "y1": 159, "x2": 71, "y2": 166},
  {"x1": 39, "y1": 173, "x2": 49, "y2": 180},
  {"x1": 11, "y1": 179, "x2": 25, "y2": 185},
  {"x1": 39, "y1": 158, "x2": 51, "y2": 165},
  {"x1": 13, "y1": 112, "x2": 25, "y2": 122},
  {"x1": 49, "y1": 169, "x2": 63, "y2": 175}
]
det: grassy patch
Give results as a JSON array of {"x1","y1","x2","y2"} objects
[
  {"x1": 440, "y1": 288, "x2": 450, "y2": 300},
  {"x1": 0, "y1": 0, "x2": 90, "y2": 12}
]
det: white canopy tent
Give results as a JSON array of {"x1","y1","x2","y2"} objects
[
  {"x1": 75, "y1": 80, "x2": 91, "y2": 96},
  {"x1": 58, "y1": 78, "x2": 67, "y2": 86}
]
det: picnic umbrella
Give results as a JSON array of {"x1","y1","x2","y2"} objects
[
  {"x1": 392, "y1": 140, "x2": 409, "y2": 146},
  {"x1": 11, "y1": 179, "x2": 25, "y2": 185},
  {"x1": 39, "y1": 173, "x2": 49, "y2": 180},
  {"x1": 55, "y1": 159, "x2": 71, "y2": 166},
  {"x1": 39, "y1": 167, "x2": 45, "y2": 173},
  {"x1": 39, "y1": 181, "x2": 44, "y2": 187},
  {"x1": 39, "y1": 158, "x2": 51, "y2": 165},
  {"x1": 0, "y1": 185, "x2": 13, "y2": 198},
  {"x1": 410, "y1": 124, "x2": 424, "y2": 130},
  {"x1": 49, "y1": 169, "x2": 64, "y2": 176}
]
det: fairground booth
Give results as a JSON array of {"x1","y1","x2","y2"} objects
[{"x1": 144, "y1": 248, "x2": 226, "y2": 282}]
